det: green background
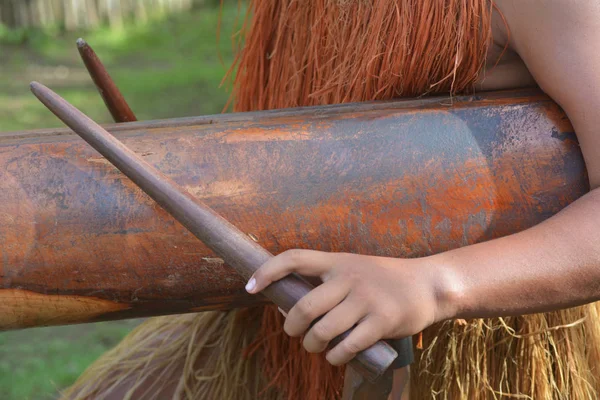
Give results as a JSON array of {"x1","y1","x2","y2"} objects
[{"x1": 0, "y1": 2, "x2": 238, "y2": 399}]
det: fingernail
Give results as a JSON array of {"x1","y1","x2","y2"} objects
[{"x1": 245, "y1": 277, "x2": 256, "y2": 293}]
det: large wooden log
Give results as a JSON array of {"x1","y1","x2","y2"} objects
[{"x1": 0, "y1": 89, "x2": 588, "y2": 330}]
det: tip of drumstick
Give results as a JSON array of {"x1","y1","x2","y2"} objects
[
  {"x1": 76, "y1": 38, "x2": 87, "y2": 48},
  {"x1": 29, "y1": 81, "x2": 53, "y2": 100},
  {"x1": 30, "y1": 81, "x2": 43, "y2": 94},
  {"x1": 29, "y1": 80, "x2": 105, "y2": 136},
  {"x1": 29, "y1": 81, "x2": 62, "y2": 115},
  {"x1": 30, "y1": 80, "x2": 73, "y2": 117}
]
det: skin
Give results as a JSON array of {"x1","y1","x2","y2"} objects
[
  {"x1": 60, "y1": 3, "x2": 597, "y2": 400},
  {"x1": 246, "y1": 0, "x2": 600, "y2": 396}
]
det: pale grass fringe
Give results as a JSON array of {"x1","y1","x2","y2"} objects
[
  {"x1": 61, "y1": 303, "x2": 600, "y2": 399},
  {"x1": 60, "y1": 308, "x2": 281, "y2": 400},
  {"x1": 412, "y1": 303, "x2": 600, "y2": 400}
]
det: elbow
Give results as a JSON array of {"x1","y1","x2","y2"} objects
[
  {"x1": 584, "y1": 186, "x2": 600, "y2": 204},
  {"x1": 589, "y1": 176, "x2": 600, "y2": 192}
]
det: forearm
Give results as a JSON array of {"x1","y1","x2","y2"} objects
[{"x1": 431, "y1": 187, "x2": 600, "y2": 321}]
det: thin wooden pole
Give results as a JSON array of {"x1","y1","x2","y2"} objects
[
  {"x1": 77, "y1": 38, "x2": 137, "y2": 123},
  {"x1": 30, "y1": 81, "x2": 398, "y2": 383}
]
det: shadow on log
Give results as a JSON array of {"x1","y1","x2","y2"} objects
[{"x1": 0, "y1": 88, "x2": 588, "y2": 330}]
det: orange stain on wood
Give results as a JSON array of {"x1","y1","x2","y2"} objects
[{"x1": 0, "y1": 89, "x2": 588, "y2": 329}]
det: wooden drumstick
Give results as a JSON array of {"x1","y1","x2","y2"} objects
[{"x1": 30, "y1": 81, "x2": 398, "y2": 382}]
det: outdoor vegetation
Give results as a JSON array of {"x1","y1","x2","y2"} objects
[
  {"x1": 0, "y1": 0, "x2": 240, "y2": 132},
  {"x1": 0, "y1": 1, "x2": 240, "y2": 398}
]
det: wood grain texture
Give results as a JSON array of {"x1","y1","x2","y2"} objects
[
  {"x1": 0, "y1": 89, "x2": 588, "y2": 330},
  {"x1": 30, "y1": 81, "x2": 397, "y2": 381}
]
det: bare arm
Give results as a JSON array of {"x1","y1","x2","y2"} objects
[
  {"x1": 436, "y1": 0, "x2": 600, "y2": 320},
  {"x1": 247, "y1": 0, "x2": 600, "y2": 366}
]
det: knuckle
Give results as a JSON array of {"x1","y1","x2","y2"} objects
[
  {"x1": 368, "y1": 316, "x2": 390, "y2": 337},
  {"x1": 296, "y1": 297, "x2": 316, "y2": 319},
  {"x1": 379, "y1": 305, "x2": 400, "y2": 323},
  {"x1": 283, "y1": 249, "x2": 304, "y2": 263},
  {"x1": 348, "y1": 289, "x2": 372, "y2": 309},
  {"x1": 351, "y1": 285, "x2": 368, "y2": 299},
  {"x1": 312, "y1": 322, "x2": 332, "y2": 342},
  {"x1": 342, "y1": 340, "x2": 362, "y2": 355},
  {"x1": 343, "y1": 265, "x2": 360, "y2": 281}
]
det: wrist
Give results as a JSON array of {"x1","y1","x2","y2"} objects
[{"x1": 424, "y1": 252, "x2": 468, "y2": 323}]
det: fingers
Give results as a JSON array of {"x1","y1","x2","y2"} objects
[
  {"x1": 302, "y1": 298, "x2": 368, "y2": 353},
  {"x1": 325, "y1": 316, "x2": 384, "y2": 366},
  {"x1": 246, "y1": 249, "x2": 337, "y2": 294},
  {"x1": 284, "y1": 279, "x2": 351, "y2": 337},
  {"x1": 244, "y1": 249, "x2": 393, "y2": 368}
]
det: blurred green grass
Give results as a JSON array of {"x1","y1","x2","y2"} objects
[
  {"x1": 0, "y1": 3, "x2": 240, "y2": 400},
  {"x1": 0, "y1": 320, "x2": 142, "y2": 400},
  {"x1": 0, "y1": 2, "x2": 242, "y2": 132}
]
